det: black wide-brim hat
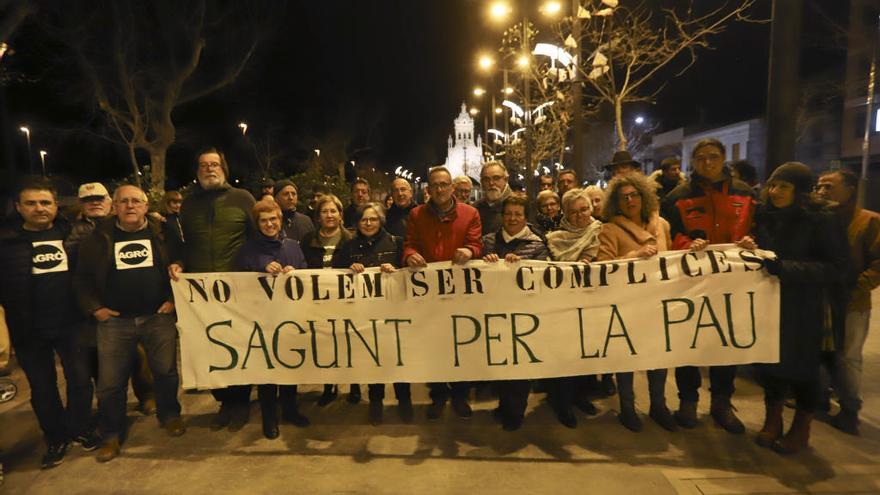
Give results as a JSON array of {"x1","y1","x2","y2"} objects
[{"x1": 605, "y1": 150, "x2": 641, "y2": 171}]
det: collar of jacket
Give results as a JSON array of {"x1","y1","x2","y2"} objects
[
  {"x1": 691, "y1": 168, "x2": 732, "y2": 190},
  {"x1": 427, "y1": 197, "x2": 459, "y2": 221}
]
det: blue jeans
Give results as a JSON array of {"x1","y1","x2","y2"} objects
[
  {"x1": 834, "y1": 310, "x2": 871, "y2": 413},
  {"x1": 97, "y1": 313, "x2": 181, "y2": 440}
]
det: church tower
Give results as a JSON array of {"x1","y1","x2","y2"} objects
[{"x1": 444, "y1": 102, "x2": 483, "y2": 182}]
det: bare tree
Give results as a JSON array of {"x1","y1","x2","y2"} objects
[
  {"x1": 40, "y1": 0, "x2": 276, "y2": 192},
  {"x1": 567, "y1": 0, "x2": 760, "y2": 150}
]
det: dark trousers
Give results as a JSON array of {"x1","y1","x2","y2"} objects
[
  {"x1": 617, "y1": 369, "x2": 667, "y2": 408},
  {"x1": 497, "y1": 380, "x2": 530, "y2": 420},
  {"x1": 83, "y1": 343, "x2": 155, "y2": 405},
  {"x1": 257, "y1": 385, "x2": 298, "y2": 416},
  {"x1": 211, "y1": 385, "x2": 251, "y2": 405},
  {"x1": 547, "y1": 375, "x2": 592, "y2": 411},
  {"x1": 761, "y1": 374, "x2": 819, "y2": 412},
  {"x1": 368, "y1": 383, "x2": 411, "y2": 403},
  {"x1": 675, "y1": 365, "x2": 737, "y2": 403},
  {"x1": 428, "y1": 382, "x2": 469, "y2": 403},
  {"x1": 96, "y1": 314, "x2": 181, "y2": 440},
  {"x1": 16, "y1": 328, "x2": 92, "y2": 444}
]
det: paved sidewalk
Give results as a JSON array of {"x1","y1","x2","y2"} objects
[{"x1": 2, "y1": 295, "x2": 879, "y2": 494}]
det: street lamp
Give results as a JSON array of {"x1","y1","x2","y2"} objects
[
  {"x1": 19, "y1": 126, "x2": 32, "y2": 174},
  {"x1": 314, "y1": 149, "x2": 321, "y2": 157},
  {"x1": 634, "y1": 115, "x2": 645, "y2": 125},
  {"x1": 488, "y1": 1, "x2": 512, "y2": 20},
  {"x1": 478, "y1": 54, "x2": 495, "y2": 70},
  {"x1": 39, "y1": 150, "x2": 47, "y2": 177},
  {"x1": 237, "y1": 122, "x2": 248, "y2": 135},
  {"x1": 473, "y1": 87, "x2": 486, "y2": 97}
]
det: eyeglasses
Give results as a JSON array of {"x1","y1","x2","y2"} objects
[
  {"x1": 116, "y1": 198, "x2": 146, "y2": 206},
  {"x1": 694, "y1": 153, "x2": 723, "y2": 163},
  {"x1": 429, "y1": 182, "x2": 452, "y2": 190},
  {"x1": 359, "y1": 217, "x2": 381, "y2": 224},
  {"x1": 480, "y1": 175, "x2": 507, "y2": 183},
  {"x1": 621, "y1": 191, "x2": 642, "y2": 201},
  {"x1": 571, "y1": 207, "x2": 592, "y2": 215},
  {"x1": 198, "y1": 161, "x2": 222, "y2": 170}
]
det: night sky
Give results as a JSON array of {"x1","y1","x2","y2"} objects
[{"x1": 0, "y1": 0, "x2": 849, "y2": 190}]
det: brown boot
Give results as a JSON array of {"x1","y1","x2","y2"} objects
[
  {"x1": 755, "y1": 400, "x2": 784, "y2": 448},
  {"x1": 772, "y1": 410, "x2": 812, "y2": 455}
]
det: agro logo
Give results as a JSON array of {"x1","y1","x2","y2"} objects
[
  {"x1": 118, "y1": 243, "x2": 150, "y2": 265},
  {"x1": 114, "y1": 240, "x2": 154, "y2": 270},
  {"x1": 31, "y1": 240, "x2": 68, "y2": 274}
]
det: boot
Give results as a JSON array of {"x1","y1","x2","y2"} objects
[
  {"x1": 649, "y1": 404, "x2": 678, "y2": 432},
  {"x1": 260, "y1": 395, "x2": 279, "y2": 439},
  {"x1": 369, "y1": 399, "x2": 383, "y2": 426},
  {"x1": 398, "y1": 398, "x2": 414, "y2": 424},
  {"x1": 830, "y1": 409, "x2": 860, "y2": 436},
  {"x1": 210, "y1": 403, "x2": 233, "y2": 431},
  {"x1": 618, "y1": 401, "x2": 643, "y2": 432},
  {"x1": 755, "y1": 400, "x2": 784, "y2": 448},
  {"x1": 317, "y1": 384, "x2": 337, "y2": 406},
  {"x1": 348, "y1": 384, "x2": 362, "y2": 404},
  {"x1": 710, "y1": 399, "x2": 745, "y2": 434},
  {"x1": 772, "y1": 410, "x2": 812, "y2": 455},
  {"x1": 674, "y1": 400, "x2": 699, "y2": 429}
]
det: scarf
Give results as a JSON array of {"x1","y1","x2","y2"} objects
[{"x1": 546, "y1": 218, "x2": 602, "y2": 261}]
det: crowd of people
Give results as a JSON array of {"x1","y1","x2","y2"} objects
[{"x1": 0, "y1": 138, "x2": 877, "y2": 471}]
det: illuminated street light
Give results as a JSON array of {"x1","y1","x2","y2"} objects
[
  {"x1": 634, "y1": 115, "x2": 645, "y2": 125},
  {"x1": 19, "y1": 126, "x2": 33, "y2": 174},
  {"x1": 314, "y1": 149, "x2": 321, "y2": 157},
  {"x1": 473, "y1": 87, "x2": 486, "y2": 97},
  {"x1": 39, "y1": 150, "x2": 48, "y2": 177},
  {"x1": 469, "y1": 107, "x2": 480, "y2": 116},
  {"x1": 516, "y1": 55, "x2": 530, "y2": 69},
  {"x1": 540, "y1": 1, "x2": 562, "y2": 16},
  {"x1": 489, "y1": 1, "x2": 512, "y2": 20},
  {"x1": 503, "y1": 87, "x2": 514, "y2": 95},
  {"x1": 495, "y1": 107, "x2": 503, "y2": 114},
  {"x1": 478, "y1": 54, "x2": 495, "y2": 70},
  {"x1": 237, "y1": 122, "x2": 248, "y2": 135}
]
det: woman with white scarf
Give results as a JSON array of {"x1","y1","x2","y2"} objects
[{"x1": 543, "y1": 189, "x2": 603, "y2": 428}]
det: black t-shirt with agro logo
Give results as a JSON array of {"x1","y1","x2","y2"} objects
[
  {"x1": 23, "y1": 225, "x2": 79, "y2": 331},
  {"x1": 105, "y1": 226, "x2": 170, "y2": 317}
]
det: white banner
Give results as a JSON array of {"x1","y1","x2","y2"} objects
[{"x1": 172, "y1": 245, "x2": 780, "y2": 389}]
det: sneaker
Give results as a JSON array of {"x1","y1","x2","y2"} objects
[
  {"x1": 41, "y1": 441, "x2": 70, "y2": 469},
  {"x1": 397, "y1": 399, "x2": 414, "y2": 424},
  {"x1": 451, "y1": 397, "x2": 473, "y2": 419},
  {"x1": 73, "y1": 430, "x2": 101, "y2": 451},
  {"x1": 95, "y1": 438, "x2": 120, "y2": 463},
  {"x1": 426, "y1": 400, "x2": 445, "y2": 421},
  {"x1": 163, "y1": 417, "x2": 187, "y2": 437}
]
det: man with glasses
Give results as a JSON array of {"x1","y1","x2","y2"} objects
[
  {"x1": 403, "y1": 166, "x2": 482, "y2": 420},
  {"x1": 0, "y1": 178, "x2": 96, "y2": 468},
  {"x1": 474, "y1": 161, "x2": 512, "y2": 235},
  {"x1": 386, "y1": 177, "x2": 417, "y2": 237},
  {"x1": 75, "y1": 185, "x2": 185, "y2": 462},
  {"x1": 452, "y1": 176, "x2": 474, "y2": 205},
  {"x1": 168, "y1": 147, "x2": 255, "y2": 432},
  {"x1": 815, "y1": 168, "x2": 880, "y2": 435},
  {"x1": 661, "y1": 137, "x2": 756, "y2": 434}
]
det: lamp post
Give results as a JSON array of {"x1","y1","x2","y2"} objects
[
  {"x1": 237, "y1": 122, "x2": 248, "y2": 136},
  {"x1": 39, "y1": 150, "x2": 47, "y2": 177},
  {"x1": 19, "y1": 126, "x2": 32, "y2": 174}
]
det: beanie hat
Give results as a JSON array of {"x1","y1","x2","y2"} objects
[
  {"x1": 768, "y1": 162, "x2": 813, "y2": 194},
  {"x1": 273, "y1": 179, "x2": 297, "y2": 197}
]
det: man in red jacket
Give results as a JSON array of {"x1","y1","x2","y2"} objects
[
  {"x1": 660, "y1": 138, "x2": 756, "y2": 434},
  {"x1": 403, "y1": 166, "x2": 482, "y2": 420}
]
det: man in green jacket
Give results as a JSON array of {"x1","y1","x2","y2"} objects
[{"x1": 168, "y1": 147, "x2": 255, "y2": 431}]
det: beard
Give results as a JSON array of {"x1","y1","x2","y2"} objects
[
  {"x1": 199, "y1": 175, "x2": 224, "y2": 190},
  {"x1": 484, "y1": 187, "x2": 502, "y2": 202}
]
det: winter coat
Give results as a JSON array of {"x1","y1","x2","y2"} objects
[
  {"x1": 300, "y1": 228, "x2": 355, "y2": 269},
  {"x1": 0, "y1": 216, "x2": 76, "y2": 348},
  {"x1": 385, "y1": 202, "x2": 416, "y2": 238},
  {"x1": 482, "y1": 226, "x2": 550, "y2": 261},
  {"x1": 280, "y1": 209, "x2": 315, "y2": 243},
  {"x1": 73, "y1": 217, "x2": 172, "y2": 318},
  {"x1": 171, "y1": 183, "x2": 255, "y2": 272},
  {"x1": 402, "y1": 200, "x2": 483, "y2": 263},
  {"x1": 332, "y1": 229, "x2": 402, "y2": 269},
  {"x1": 535, "y1": 212, "x2": 563, "y2": 233},
  {"x1": 596, "y1": 214, "x2": 671, "y2": 261},
  {"x1": 234, "y1": 233, "x2": 307, "y2": 272},
  {"x1": 474, "y1": 198, "x2": 503, "y2": 236},
  {"x1": 837, "y1": 204, "x2": 880, "y2": 311},
  {"x1": 661, "y1": 169, "x2": 756, "y2": 249},
  {"x1": 753, "y1": 202, "x2": 851, "y2": 381}
]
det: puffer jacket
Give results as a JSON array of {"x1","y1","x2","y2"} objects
[
  {"x1": 482, "y1": 226, "x2": 550, "y2": 261},
  {"x1": 332, "y1": 229, "x2": 402, "y2": 269}
]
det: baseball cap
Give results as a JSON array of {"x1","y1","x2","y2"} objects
[{"x1": 78, "y1": 182, "x2": 110, "y2": 199}]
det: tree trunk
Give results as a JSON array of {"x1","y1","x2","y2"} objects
[
  {"x1": 614, "y1": 98, "x2": 627, "y2": 150},
  {"x1": 127, "y1": 143, "x2": 142, "y2": 188},
  {"x1": 149, "y1": 147, "x2": 167, "y2": 194}
]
